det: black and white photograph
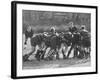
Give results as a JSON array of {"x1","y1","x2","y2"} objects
[
  {"x1": 23, "y1": 10, "x2": 91, "y2": 69},
  {"x1": 11, "y1": 1, "x2": 97, "y2": 79}
]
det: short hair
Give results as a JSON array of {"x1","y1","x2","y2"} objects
[
  {"x1": 50, "y1": 27, "x2": 55, "y2": 32},
  {"x1": 81, "y1": 25, "x2": 85, "y2": 29}
]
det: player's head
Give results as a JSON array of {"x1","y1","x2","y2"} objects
[
  {"x1": 69, "y1": 22, "x2": 74, "y2": 27},
  {"x1": 43, "y1": 32, "x2": 48, "y2": 36},
  {"x1": 27, "y1": 25, "x2": 32, "y2": 32},
  {"x1": 50, "y1": 26, "x2": 55, "y2": 33},
  {"x1": 81, "y1": 25, "x2": 85, "y2": 30}
]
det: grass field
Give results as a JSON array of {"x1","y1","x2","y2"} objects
[{"x1": 23, "y1": 58, "x2": 90, "y2": 69}]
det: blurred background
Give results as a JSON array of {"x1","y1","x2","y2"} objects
[{"x1": 23, "y1": 10, "x2": 91, "y2": 33}]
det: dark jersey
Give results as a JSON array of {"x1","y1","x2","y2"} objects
[
  {"x1": 80, "y1": 30, "x2": 90, "y2": 47},
  {"x1": 72, "y1": 32, "x2": 81, "y2": 45},
  {"x1": 49, "y1": 32, "x2": 56, "y2": 37},
  {"x1": 80, "y1": 30, "x2": 89, "y2": 39},
  {"x1": 69, "y1": 26, "x2": 77, "y2": 33},
  {"x1": 25, "y1": 29, "x2": 34, "y2": 38}
]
